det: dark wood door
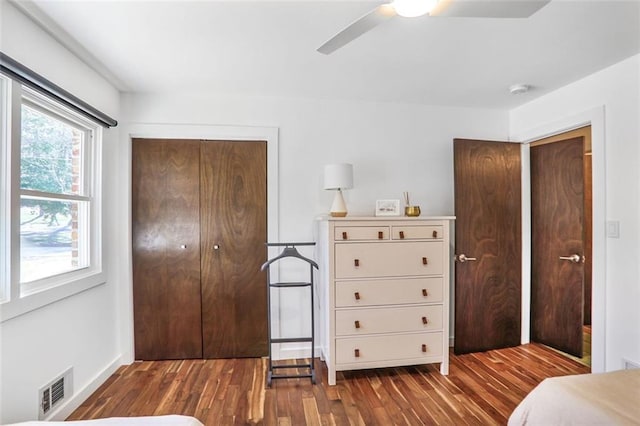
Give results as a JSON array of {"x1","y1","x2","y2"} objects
[
  {"x1": 530, "y1": 137, "x2": 584, "y2": 357},
  {"x1": 200, "y1": 141, "x2": 268, "y2": 358},
  {"x1": 453, "y1": 139, "x2": 522, "y2": 354},
  {"x1": 132, "y1": 139, "x2": 203, "y2": 360}
]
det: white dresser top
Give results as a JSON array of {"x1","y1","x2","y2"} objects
[{"x1": 316, "y1": 215, "x2": 456, "y2": 221}]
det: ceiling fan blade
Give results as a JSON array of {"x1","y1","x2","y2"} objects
[
  {"x1": 431, "y1": 0, "x2": 550, "y2": 18},
  {"x1": 317, "y1": 3, "x2": 396, "y2": 55}
]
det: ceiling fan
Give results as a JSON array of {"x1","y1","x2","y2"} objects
[{"x1": 317, "y1": 0, "x2": 551, "y2": 54}]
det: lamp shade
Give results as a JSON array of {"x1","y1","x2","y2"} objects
[{"x1": 323, "y1": 163, "x2": 354, "y2": 190}]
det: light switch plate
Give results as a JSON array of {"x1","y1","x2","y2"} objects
[{"x1": 607, "y1": 221, "x2": 620, "y2": 238}]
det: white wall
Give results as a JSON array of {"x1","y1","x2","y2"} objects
[
  {"x1": 510, "y1": 54, "x2": 640, "y2": 371},
  {"x1": 0, "y1": 2, "x2": 121, "y2": 423},
  {"x1": 4, "y1": 3, "x2": 636, "y2": 422},
  {"x1": 118, "y1": 92, "x2": 508, "y2": 359}
]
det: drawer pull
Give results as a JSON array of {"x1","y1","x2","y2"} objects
[
  {"x1": 342, "y1": 231, "x2": 348, "y2": 240},
  {"x1": 355, "y1": 349, "x2": 360, "y2": 358},
  {"x1": 422, "y1": 344, "x2": 427, "y2": 353},
  {"x1": 354, "y1": 320, "x2": 361, "y2": 329},
  {"x1": 354, "y1": 292, "x2": 361, "y2": 300},
  {"x1": 399, "y1": 231, "x2": 405, "y2": 239},
  {"x1": 433, "y1": 230, "x2": 438, "y2": 238},
  {"x1": 378, "y1": 231, "x2": 384, "y2": 239},
  {"x1": 422, "y1": 316, "x2": 428, "y2": 325},
  {"x1": 422, "y1": 288, "x2": 429, "y2": 297},
  {"x1": 354, "y1": 259, "x2": 360, "y2": 267},
  {"x1": 422, "y1": 257, "x2": 428, "y2": 265}
]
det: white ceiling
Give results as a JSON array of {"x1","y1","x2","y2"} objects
[{"x1": 20, "y1": 0, "x2": 640, "y2": 109}]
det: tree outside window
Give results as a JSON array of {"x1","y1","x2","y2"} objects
[{"x1": 20, "y1": 104, "x2": 88, "y2": 283}]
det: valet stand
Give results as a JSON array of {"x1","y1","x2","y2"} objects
[{"x1": 261, "y1": 242, "x2": 318, "y2": 386}]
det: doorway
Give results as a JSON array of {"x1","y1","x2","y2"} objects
[
  {"x1": 120, "y1": 124, "x2": 279, "y2": 365},
  {"x1": 453, "y1": 131, "x2": 593, "y2": 366},
  {"x1": 529, "y1": 126, "x2": 592, "y2": 367}
]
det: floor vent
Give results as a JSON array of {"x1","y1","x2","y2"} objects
[
  {"x1": 623, "y1": 358, "x2": 640, "y2": 370},
  {"x1": 39, "y1": 367, "x2": 73, "y2": 420}
]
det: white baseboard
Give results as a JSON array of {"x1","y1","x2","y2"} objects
[
  {"x1": 622, "y1": 358, "x2": 640, "y2": 370},
  {"x1": 48, "y1": 355, "x2": 123, "y2": 421},
  {"x1": 273, "y1": 345, "x2": 322, "y2": 360}
]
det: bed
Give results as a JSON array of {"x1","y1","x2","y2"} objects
[
  {"x1": 6, "y1": 415, "x2": 204, "y2": 426},
  {"x1": 508, "y1": 369, "x2": 640, "y2": 425}
]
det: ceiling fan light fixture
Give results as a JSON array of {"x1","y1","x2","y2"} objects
[{"x1": 392, "y1": 0, "x2": 439, "y2": 18}]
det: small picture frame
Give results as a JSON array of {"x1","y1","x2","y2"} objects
[{"x1": 375, "y1": 199, "x2": 401, "y2": 216}]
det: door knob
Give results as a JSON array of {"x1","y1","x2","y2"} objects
[
  {"x1": 213, "y1": 244, "x2": 220, "y2": 250},
  {"x1": 180, "y1": 244, "x2": 187, "y2": 249},
  {"x1": 559, "y1": 254, "x2": 584, "y2": 263},
  {"x1": 455, "y1": 254, "x2": 477, "y2": 263}
]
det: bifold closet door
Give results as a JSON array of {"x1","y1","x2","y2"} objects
[
  {"x1": 132, "y1": 139, "x2": 203, "y2": 360},
  {"x1": 200, "y1": 141, "x2": 268, "y2": 358}
]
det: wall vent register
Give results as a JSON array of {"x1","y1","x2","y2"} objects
[{"x1": 39, "y1": 367, "x2": 73, "y2": 420}]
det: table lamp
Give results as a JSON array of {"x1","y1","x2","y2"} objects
[{"x1": 324, "y1": 163, "x2": 354, "y2": 217}]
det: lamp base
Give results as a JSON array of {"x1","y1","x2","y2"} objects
[{"x1": 329, "y1": 189, "x2": 348, "y2": 217}]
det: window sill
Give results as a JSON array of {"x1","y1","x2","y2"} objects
[{"x1": 0, "y1": 271, "x2": 106, "y2": 323}]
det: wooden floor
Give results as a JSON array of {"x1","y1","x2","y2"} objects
[{"x1": 68, "y1": 343, "x2": 589, "y2": 425}]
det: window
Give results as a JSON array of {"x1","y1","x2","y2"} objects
[
  {"x1": 19, "y1": 99, "x2": 92, "y2": 289},
  {"x1": 1, "y1": 77, "x2": 104, "y2": 319}
]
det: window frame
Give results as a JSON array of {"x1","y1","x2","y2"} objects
[
  {"x1": 0, "y1": 79, "x2": 105, "y2": 322},
  {"x1": 0, "y1": 75, "x2": 10, "y2": 303}
]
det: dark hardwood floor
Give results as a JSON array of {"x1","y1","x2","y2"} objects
[{"x1": 68, "y1": 343, "x2": 589, "y2": 425}]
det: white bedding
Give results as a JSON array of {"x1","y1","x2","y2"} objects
[
  {"x1": 6, "y1": 415, "x2": 204, "y2": 426},
  {"x1": 508, "y1": 369, "x2": 640, "y2": 425}
]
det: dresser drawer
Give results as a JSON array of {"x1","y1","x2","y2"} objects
[
  {"x1": 335, "y1": 242, "x2": 443, "y2": 279},
  {"x1": 335, "y1": 305, "x2": 442, "y2": 336},
  {"x1": 335, "y1": 277, "x2": 443, "y2": 307},
  {"x1": 391, "y1": 225, "x2": 443, "y2": 240},
  {"x1": 336, "y1": 332, "x2": 443, "y2": 364},
  {"x1": 334, "y1": 226, "x2": 389, "y2": 241}
]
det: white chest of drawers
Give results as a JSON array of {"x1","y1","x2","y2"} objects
[{"x1": 316, "y1": 216, "x2": 454, "y2": 385}]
